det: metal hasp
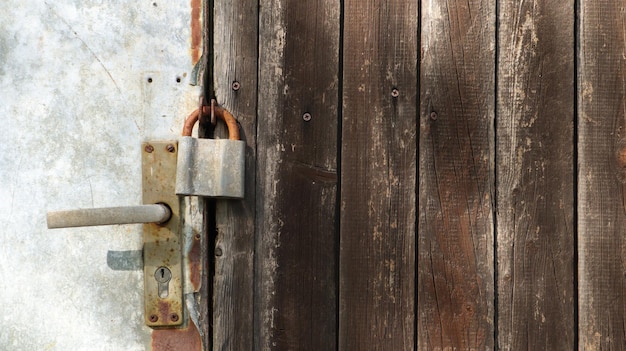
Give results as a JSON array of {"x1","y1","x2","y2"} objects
[{"x1": 142, "y1": 141, "x2": 184, "y2": 328}]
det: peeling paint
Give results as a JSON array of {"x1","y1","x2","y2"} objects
[
  {"x1": 190, "y1": 0, "x2": 203, "y2": 66},
  {"x1": 182, "y1": 194, "x2": 204, "y2": 295},
  {"x1": 188, "y1": 228, "x2": 203, "y2": 291}
]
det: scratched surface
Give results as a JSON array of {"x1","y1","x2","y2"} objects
[{"x1": 0, "y1": 1, "x2": 200, "y2": 350}]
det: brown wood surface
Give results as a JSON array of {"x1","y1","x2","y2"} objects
[
  {"x1": 578, "y1": 1, "x2": 626, "y2": 349},
  {"x1": 256, "y1": 0, "x2": 340, "y2": 349},
  {"x1": 197, "y1": 2, "x2": 212, "y2": 350},
  {"x1": 418, "y1": 0, "x2": 495, "y2": 349},
  {"x1": 339, "y1": 0, "x2": 417, "y2": 349},
  {"x1": 202, "y1": 1, "x2": 626, "y2": 350},
  {"x1": 211, "y1": 0, "x2": 258, "y2": 349},
  {"x1": 496, "y1": 1, "x2": 575, "y2": 349}
]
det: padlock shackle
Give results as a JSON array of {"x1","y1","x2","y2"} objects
[{"x1": 182, "y1": 106, "x2": 240, "y2": 140}]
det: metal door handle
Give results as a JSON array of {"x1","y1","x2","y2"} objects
[
  {"x1": 47, "y1": 204, "x2": 171, "y2": 229},
  {"x1": 45, "y1": 141, "x2": 184, "y2": 328},
  {"x1": 44, "y1": 141, "x2": 185, "y2": 328}
]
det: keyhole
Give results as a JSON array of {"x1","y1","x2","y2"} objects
[{"x1": 154, "y1": 266, "x2": 171, "y2": 298}]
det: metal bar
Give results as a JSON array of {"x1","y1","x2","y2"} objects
[{"x1": 47, "y1": 204, "x2": 171, "y2": 229}]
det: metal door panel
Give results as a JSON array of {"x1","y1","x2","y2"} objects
[{"x1": 0, "y1": 1, "x2": 201, "y2": 350}]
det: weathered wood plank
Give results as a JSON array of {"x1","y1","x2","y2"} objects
[
  {"x1": 191, "y1": 1, "x2": 211, "y2": 350},
  {"x1": 579, "y1": 2, "x2": 626, "y2": 349},
  {"x1": 339, "y1": 0, "x2": 417, "y2": 349},
  {"x1": 256, "y1": 0, "x2": 340, "y2": 349},
  {"x1": 418, "y1": 0, "x2": 495, "y2": 349},
  {"x1": 496, "y1": 1, "x2": 575, "y2": 349},
  {"x1": 211, "y1": 0, "x2": 258, "y2": 349}
]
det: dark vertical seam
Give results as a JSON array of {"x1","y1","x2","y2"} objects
[
  {"x1": 336, "y1": 0, "x2": 345, "y2": 349},
  {"x1": 205, "y1": 0, "x2": 215, "y2": 101},
  {"x1": 573, "y1": 0, "x2": 580, "y2": 348},
  {"x1": 493, "y1": 0, "x2": 500, "y2": 349},
  {"x1": 252, "y1": 0, "x2": 261, "y2": 349},
  {"x1": 203, "y1": 0, "x2": 216, "y2": 349},
  {"x1": 253, "y1": 0, "x2": 261, "y2": 349},
  {"x1": 415, "y1": 0, "x2": 421, "y2": 349}
]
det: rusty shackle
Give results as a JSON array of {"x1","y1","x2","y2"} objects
[{"x1": 182, "y1": 103, "x2": 240, "y2": 140}]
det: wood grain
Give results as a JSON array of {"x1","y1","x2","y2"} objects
[
  {"x1": 578, "y1": 1, "x2": 626, "y2": 349},
  {"x1": 496, "y1": 1, "x2": 575, "y2": 349},
  {"x1": 197, "y1": 2, "x2": 212, "y2": 349},
  {"x1": 339, "y1": 0, "x2": 417, "y2": 349},
  {"x1": 212, "y1": 0, "x2": 258, "y2": 348},
  {"x1": 418, "y1": 0, "x2": 495, "y2": 349},
  {"x1": 256, "y1": 0, "x2": 340, "y2": 349}
]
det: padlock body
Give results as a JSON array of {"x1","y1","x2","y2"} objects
[{"x1": 175, "y1": 136, "x2": 245, "y2": 199}]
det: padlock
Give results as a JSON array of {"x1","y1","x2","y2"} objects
[{"x1": 175, "y1": 105, "x2": 245, "y2": 199}]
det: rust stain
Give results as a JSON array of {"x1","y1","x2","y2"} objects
[
  {"x1": 188, "y1": 230, "x2": 202, "y2": 291},
  {"x1": 190, "y1": 0, "x2": 202, "y2": 65},
  {"x1": 158, "y1": 300, "x2": 172, "y2": 319},
  {"x1": 183, "y1": 106, "x2": 240, "y2": 140},
  {"x1": 182, "y1": 108, "x2": 200, "y2": 136},
  {"x1": 152, "y1": 319, "x2": 203, "y2": 351}
]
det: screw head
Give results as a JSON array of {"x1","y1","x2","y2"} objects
[
  {"x1": 302, "y1": 113, "x2": 312, "y2": 122},
  {"x1": 149, "y1": 314, "x2": 158, "y2": 322},
  {"x1": 166, "y1": 144, "x2": 175, "y2": 153},
  {"x1": 170, "y1": 313, "x2": 179, "y2": 322},
  {"x1": 391, "y1": 88, "x2": 400, "y2": 98},
  {"x1": 430, "y1": 111, "x2": 438, "y2": 120},
  {"x1": 232, "y1": 81, "x2": 241, "y2": 91},
  {"x1": 144, "y1": 145, "x2": 154, "y2": 153}
]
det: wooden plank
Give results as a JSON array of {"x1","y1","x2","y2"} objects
[
  {"x1": 418, "y1": 0, "x2": 495, "y2": 349},
  {"x1": 256, "y1": 0, "x2": 340, "y2": 349},
  {"x1": 496, "y1": 1, "x2": 575, "y2": 349},
  {"x1": 339, "y1": 0, "x2": 417, "y2": 349},
  {"x1": 211, "y1": 0, "x2": 258, "y2": 348},
  {"x1": 578, "y1": 2, "x2": 626, "y2": 349}
]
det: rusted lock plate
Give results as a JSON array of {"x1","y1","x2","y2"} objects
[{"x1": 142, "y1": 141, "x2": 183, "y2": 328}]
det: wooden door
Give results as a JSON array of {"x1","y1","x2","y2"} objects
[
  {"x1": 5, "y1": 0, "x2": 626, "y2": 350},
  {"x1": 210, "y1": 0, "x2": 626, "y2": 350}
]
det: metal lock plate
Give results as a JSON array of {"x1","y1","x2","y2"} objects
[
  {"x1": 175, "y1": 136, "x2": 245, "y2": 199},
  {"x1": 142, "y1": 141, "x2": 183, "y2": 327}
]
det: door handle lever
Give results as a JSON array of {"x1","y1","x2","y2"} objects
[
  {"x1": 45, "y1": 141, "x2": 184, "y2": 328},
  {"x1": 47, "y1": 204, "x2": 171, "y2": 229}
]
